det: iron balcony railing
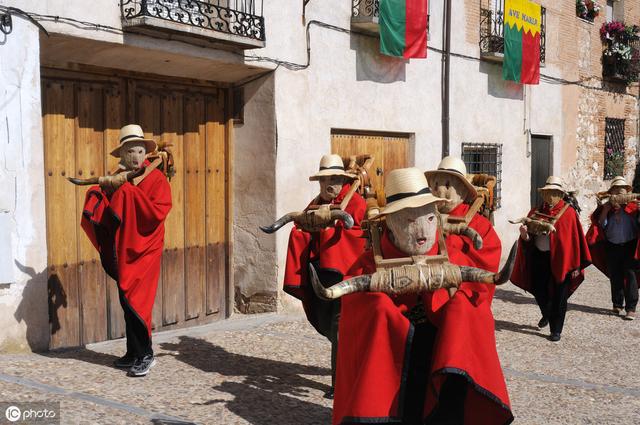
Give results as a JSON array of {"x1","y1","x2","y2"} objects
[
  {"x1": 121, "y1": 0, "x2": 265, "y2": 42},
  {"x1": 352, "y1": 0, "x2": 380, "y2": 19},
  {"x1": 480, "y1": 1, "x2": 546, "y2": 64}
]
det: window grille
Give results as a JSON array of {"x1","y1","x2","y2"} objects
[
  {"x1": 462, "y1": 143, "x2": 503, "y2": 209},
  {"x1": 604, "y1": 118, "x2": 626, "y2": 180}
]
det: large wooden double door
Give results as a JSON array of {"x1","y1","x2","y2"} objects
[{"x1": 42, "y1": 68, "x2": 230, "y2": 349}]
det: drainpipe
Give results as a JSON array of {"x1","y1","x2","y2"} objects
[{"x1": 441, "y1": 0, "x2": 452, "y2": 158}]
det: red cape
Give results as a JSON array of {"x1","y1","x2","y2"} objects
[
  {"x1": 334, "y1": 230, "x2": 512, "y2": 425},
  {"x1": 511, "y1": 200, "x2": 591, "y2": 295},
  {"x1": 586, "y1": 202, "x2": 640, "y2": 278},
  {"x1": 283, "y1": 184, "x2": 366, "y2": 330},
  {"x1": 81, "y1": 168, "x2": 172, "y2": 335}
]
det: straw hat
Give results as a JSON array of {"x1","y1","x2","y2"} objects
[
  {"x1": 309, "y1": 154, "x2": 356, "y2": 181},
  {"x1": 608, "y1": 176, "x2": 632, "y2": 192},
  {"x1": 537, "y1": 176, "x2": 567, "y2": 193},
  {"x1": 424, "y1": 156, "x2": 478, "y2": 202},
  {"x1": 110, "y1": 124, "x2": 157, "y2": 158},
  {"x1": 373, "y1": 167, "x2": 447, "y2": 217}
]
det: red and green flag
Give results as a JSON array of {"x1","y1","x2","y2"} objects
[
  {"x1": 379, "y1": 0, "x2": 428, "y2": 59},
  {"x1": 503, "y1": 0, "x2": 541, "y2": 84}
]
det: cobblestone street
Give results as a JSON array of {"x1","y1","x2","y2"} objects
[{"x1": 1, "y1": 268, "x2": 639, "y2": 424}]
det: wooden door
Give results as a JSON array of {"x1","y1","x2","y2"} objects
[
  {"x1": 42, "y1": 69, "x2": 229, "y2": 349},
  {"x1": 530, "y1": 135, "x2": 553, "y2": 208},
  {"x1": 331, "y1": 131, "x2": 410, "y2": 203}
]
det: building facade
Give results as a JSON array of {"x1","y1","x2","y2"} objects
[{"x1": 0, "y1": 0, "x2": 638, "y2": 351}]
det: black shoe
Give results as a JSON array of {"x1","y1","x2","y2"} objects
[
  {"x1": 324, "y1": 389, "x2": 334, "y2": 399},
  {"x1": 113, "y1": 354, "x2": 136, "y2": 369},
  {"x1": 127, "y1": 354, "x2": 156, "y2": 377},
  {"x1": 537, "y1": 317, "x2": 549, "y2": 328},
  {"x1": 549, "y1": 333, "x2": 561, "y2": 342}
]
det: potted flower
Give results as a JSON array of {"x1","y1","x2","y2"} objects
[
  {"x1": 576, "y1": 0, "x2": 601, "y2": 22},
  {"x1": 601, "y1": 21, "x2": 640, "y2": 83}
]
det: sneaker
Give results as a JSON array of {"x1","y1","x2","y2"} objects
[
  {"x1": 549, "y1": 333, "x2": 561, "y2": 342},
  {"x1": 537, "y1": 317, "x2": 549, "y2": 328},
  {"x1": 613, "y1": 306, "x2": 623, "y2": 315},
  {"x1": 113, "y1": 354, "x2": 136, "y2": 369},
  {"x1": 127, "y1": 355, "x2": 156, "y2": 377},
  {"x1": 624, "y1": 311, "x2": 636, "y2": 321}
]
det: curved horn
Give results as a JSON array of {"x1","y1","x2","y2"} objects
[
  {"x1": 460, "y1": 226, "x2": 483, "y2": 250},
  {"x1": 508, "y1": 218, "x2": 526, "y2": 225},
  {"x1": 67, "y1": 177, "x2": 100, "y2": 186},
  {"x1": 309, "y1": 263, "x2": 371, "y2": 300},
  {"x1": 259, "y1": 212, "x2": 302, "y2": 234},
  {"x1": 459, "y1": 241, "x2": 518, "y2": 285},
  {"x1": 331, "y1": 210, "x2": 355, "y2": 229}
]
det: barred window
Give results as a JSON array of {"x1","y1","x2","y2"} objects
[
  {"x1": 462, "y1": 143, "x2": 502, "y2": 209},
  {"x1": 604, "y1": 118, "x2": 625, "y2": 180}
]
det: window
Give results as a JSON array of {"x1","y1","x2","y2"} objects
[
  {"x1": 606, "y1": 0, "x2": 615, "y2": 21},
  {"x1": 604, "y1": 118, "x2": 626, "y2": 179},
  {"x1": 462, "y1": 143, "x2": 503, "y2": 209},
  {"x1": 606, "y1": 0, "x2": 625, "y2": 22}
]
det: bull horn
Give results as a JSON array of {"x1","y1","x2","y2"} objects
[
  {"x1": 459, "y1": 241, "x2": 518, "y2": 285},
  {"x1": 331, "y1": 210, "x2": 355, "y2": 229},
  {"x1": 508, "y1": 218, "x2": 525, "y2": 225},
  {"x1": 67, "y1": 177, "x2": 100, "y2": 186},
  {"x1": 460, "y1": 226, "x2": 483, "y2": 250},
  {"x1": 309, "y1": 263, "x2": 371, "y2": 300},
  {"x1": 259, "y1": 212, "x2": 302, "y2": 234}
]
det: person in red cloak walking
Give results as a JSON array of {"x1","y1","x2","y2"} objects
[
  {"x1": 80, "y1": 124, "x2": 172, "y2": 377},
  {"x1": 511, "y1": 176, "x2": 591, "y2": 342},
  {"x1": 277, "y1": 154, "x2": 366, "y2": 398},
  {"x1": 328, "y1": 167, "x2": 513, "y2": 425},
  {"x1": 425, "y1": 155, "x2": 502, "y2": 277},
  {"x1": 586, "y1": 176, "x2": 639, "y2": 320}
]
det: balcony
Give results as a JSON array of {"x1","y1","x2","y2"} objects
[
  {"x1": 480, "y1": 1, "x2": 546, "y2": 64},
  {"x1": 120, "y1": 0, "x2": 265, "y2": 49},
  {"x1": 601, "y1": 26, "x2": 640, "y2": 84},
  {"x1": 351, "y1": 0, "x2": 380, "y2": 34}
]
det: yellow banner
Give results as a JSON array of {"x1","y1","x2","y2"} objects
[{"x1": 504, "y1": 0, "x2": 541, "y2": 35}]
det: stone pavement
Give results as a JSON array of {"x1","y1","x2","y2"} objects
[{"x1": 1, "y1": 268, "x2": 639, "y2": 424}]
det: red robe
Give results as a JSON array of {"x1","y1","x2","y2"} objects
[
  {"x1": 586, "y1": 202, "x2": 640, "y2": 279},
  {"x1": 511, "y1": 200, "x2": 591, "y2": 295},
  {"x1": 283, "y1": 184, "x2": 366, "y2": 332},
  {"x1": 334, "y1": 230, "x2": 512, "y2": 425},
  {"x1": 81, "y1": 168, "x2": 172, "y2": 335}
]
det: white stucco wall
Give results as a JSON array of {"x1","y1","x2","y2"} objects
[{"x1": 0, "y1": 17, "x2": 49, "y2": 352}]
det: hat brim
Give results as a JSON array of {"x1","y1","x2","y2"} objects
[
  {"x1": 369, "y1": 193, "x2": 448, "y2": 219},
  {"x1": 309, "y1": 170, "x2": 357, "y2": 181},
  {"x1": 110, "y1": 138, "x2": 157, "y2": 158},
  {"x1": 609, "y1": 184, "x2": 633, "y2": 193},
  {"x1": 537, "y1": 186, "x2": 567, "y2": 193},
  {"x1": 424, "y1": 170, "x2": 478, "y2": 202}
]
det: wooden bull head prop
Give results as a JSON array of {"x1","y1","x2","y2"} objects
[
  {"x1": 596, "y1": 192, "x2": 640, "y2": 207},
  {"x1": 310, "y1": 241, "x2": 517, "y2": 300},
  {"x1": 259, "y1": 208, "x2": 355, "y2": 234},
  {"x1": 508, "y1": 217, "x2": 556, "y2": 235}
]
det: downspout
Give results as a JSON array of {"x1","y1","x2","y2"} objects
[{"x1": 441, "y1": 0, "x2": 452, "y2": 158}]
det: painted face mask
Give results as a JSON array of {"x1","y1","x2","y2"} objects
[
  {"x1": 120, "y1": 141, "x2": 147, "y2": 171},
  {"x1": 386, "y1": 205, "x2": 438, "y2": 255},
  {"x1": 541, "y1": 189, "x2": 564, "y2": 207},
  {"x1": 431, "y1": 175, "x2": 469, "y2": 213},
  {"x1": 319, "y1": 175, "x2": 347, "y2": 202}
]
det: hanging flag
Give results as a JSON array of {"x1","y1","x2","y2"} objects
[
  {"x1": 379, "y1": 0, "x2": 428, "y2": 59},
  {"x1": 503, "y1": 0, "x2": 541, "y2": 84}
]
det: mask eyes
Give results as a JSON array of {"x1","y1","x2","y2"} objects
[
  {"x1": 445, "y1": 180, "x2": 450, "y2": 189},
  {"x1": 427, "y1": 215, "x2": 435, "y2": 222}
]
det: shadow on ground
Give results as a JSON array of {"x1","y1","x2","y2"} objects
[
  {"x1": 496, "y1": 288, "x2": 614, "y2": 317},
  {"x1": 160, "y1": 336, "x2": 332, "y2": 424}
]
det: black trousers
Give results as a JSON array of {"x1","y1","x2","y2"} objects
[
  {"x1": 531, "y1": 248, "x2": 571, "y2": 335},
  {"x1": 605, "y1": 239, "x2": 639, "y2": 312},
  {"x1": 311, "y1": 266, "x2": 342, "y2": 389},
  {"x1": 118, "y1": 288, "x2": 153, "y2": 359}
]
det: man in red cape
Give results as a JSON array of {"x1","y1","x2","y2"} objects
[
  {"x1": 80, "y1": 124, "x2": 172, "y2": 377},
  {"x1": 511, "y1": 176, "x2": 591, "y2": 342},
  {"x1": 585, "y1": 176, "x2": 639, "y2": 320},
  {"x1": 334, "y1": 167, "x2": 513, "y2": 425},
  {"x1": 280, "y1": 154, "x2": 366, "y2": 397}
]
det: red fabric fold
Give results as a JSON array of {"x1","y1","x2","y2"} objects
[
  {"x1": 511, "y1": 200, "x2": 591, "y2": 295},
  {"x1": 81, "y1": 168, "x2": 172, "y2": 335}
]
